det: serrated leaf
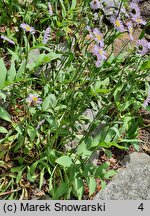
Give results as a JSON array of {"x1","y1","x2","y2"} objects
[
  {"x1": 55, "y1": 155, "x2": 73, "y2": 167},
  {"x1": 0, "y1": 106, "x2": 11, "y2": 122}
]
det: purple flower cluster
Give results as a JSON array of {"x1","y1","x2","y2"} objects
[
  {"x1": 20, "y1": 3, "x2": 52, "y2": 43},
  {"x1": 129, "y1": 1, "x2": 146, "y2": 25},
  {"x1": 121, "y1": 0, "x2": 149, "y2": 55},
  {"x1": 87, "y1": 27, "x2": 107, "y2": 67},
  {"x1": 20, "y1": 23, "x2": 35, "y2": 34},
  {"x1": 126, "y1": 1, "x2": 147, "y2": 44},
  {"x1": 90, "y1": 0, "x2": 127, "y2": 33},
  {"x1": 89, "y1": 0, "x2": 147, "y2": 45},
  {"x1": 26, "y1": 94, "x2": 42, "y2": 106}
]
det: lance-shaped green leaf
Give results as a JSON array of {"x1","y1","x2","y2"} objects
[
  {"x1": 0, "y1": 58, "x2": 7, "y2": 88},
  {"x1": 0, "y1": 106, "x2": 11, "y2": 122}
]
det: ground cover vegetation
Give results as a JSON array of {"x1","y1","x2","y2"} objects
[{"x1": 0, "y1": 0, "x2": 150, "y2": 200}]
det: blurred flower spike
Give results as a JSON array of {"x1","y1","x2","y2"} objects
[
  {"x1": 20, "y1": 23, "x2": 35, "y2": 34},
  {"x1": 87, "y1": 26, "x2": 107, "y2": 67},
  {"x1": 48, "y1": 2, "x2": 53, "y2": 16},
  {"x1": 26, "y1": 94, "x2": 42, "y2": 106},
  {"x1": 1, "y1": 35, "x2": 15, "y2": 45},
  {"x1": 43, "y1": 27, "x2": 51, "y2": 44},
  {"x1": 126, "y1": 21, "x2": 134, "y2": 41},
  {"x1": 143, "y1": 90, "x2": 150, "y2": 108}
]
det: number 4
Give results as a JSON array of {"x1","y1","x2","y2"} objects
[{"x1": 138, "y1": 203, "x2": 144, "y2": 211}]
